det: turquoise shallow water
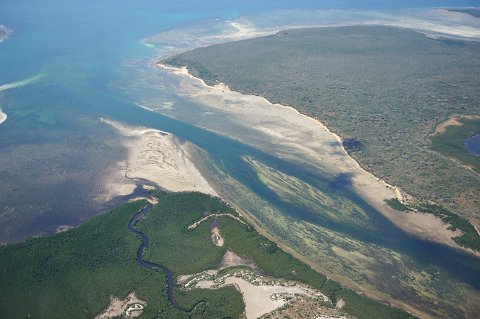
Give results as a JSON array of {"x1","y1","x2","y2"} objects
[{"x1": 1, "y1": 1, "x2": 480, "y2": 315}]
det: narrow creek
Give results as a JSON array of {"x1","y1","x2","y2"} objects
[{"x1": 127, "y1": 204, "x2": 202, "y2": 312}]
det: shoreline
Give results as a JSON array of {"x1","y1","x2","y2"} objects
[
  {"x1": 157, "y1": 62, "x2": 473, "y2": 256},
  {"x1": 155, "y1": 62, "x2": 479, "y2": 318}
]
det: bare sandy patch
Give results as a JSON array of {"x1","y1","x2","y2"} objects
[
  {"x1": 95, "y1": 292, "x2": 146, "y2": 319},
  {"x1": 336, "y1": 298, "x2": 346, "y2": 309},
  {"x1": 157, "y1": 63, "x2": 467, "y2": 252},
  {"x1": 432, "y1": 115, "x2": 480, "y2": 136},
  {"x1": 225, "y1": 276, "x2": 319, "y2": 319},
  {"x1": 101, "y1": 117, "x2": 216, "y2": 196},
  {"x1": 211, "y1": 224, "x2": 224, "y2": 246},
  {"x1": 435, "y1": 117, "x2": 463, "y2": 134},
  {"x1": 221, "y1": 250, "x2": 258, "y2": 270}
]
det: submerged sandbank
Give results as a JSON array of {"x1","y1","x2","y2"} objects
[{"x1": 0, "y1": 74, "x2": 45, "y2": 92}]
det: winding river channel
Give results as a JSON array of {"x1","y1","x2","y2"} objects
[{"x1": 127, "y1": 203, "x2": 205, "y2": 312}]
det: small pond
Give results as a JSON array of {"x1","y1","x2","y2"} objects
[{"x1": 465, "y1": 134, "x2": 480, "y2": 156}]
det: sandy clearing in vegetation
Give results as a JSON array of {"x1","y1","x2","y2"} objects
[
  {"x1": 435, "y1": 117, "x2": 463, "y2": 134},
  {"x1": 183, "y1": 268, "x2": 330, "y2": 319},
  {"x1": 101, "y1": 118, "x2": 216, "y2": 197},
  {"x1": 432, "y1": 115, "x2": 480, "y2": 136},
  {"x1": 211, "y1": 226, "x2": 224, "y2": 246},
  {"x1": 224, "y1": 276, "x2": 315, "y2": 319},
  {"x1": 157, "y1": 63, "x2": 467, "y2": 251},
  {"x1": 221, "y1": 250, "x2": 258, "y2": 270},
  {"x1": 178, "y1": 249, "x2": 332, "y2": 319},
  {"x1": 95, "y1": 292, "x2": 146, "y2": 319}
]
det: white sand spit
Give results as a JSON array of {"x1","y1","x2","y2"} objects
[{"x1": 101, "y1": 118, "x2": 216, "y2": 196}]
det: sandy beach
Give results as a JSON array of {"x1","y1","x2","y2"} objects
[{"x1": 101, "y1": 118, "x2": 216, "y2": 199}]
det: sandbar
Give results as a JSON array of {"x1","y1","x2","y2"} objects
[{"x1": 101, "y1": 118, "x2": 216, "y2": 197}]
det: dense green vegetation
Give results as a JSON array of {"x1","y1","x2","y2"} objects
[
  {"x1": 0, "y1": 191, "x2": 416, "y2": 318},
  {"x1": 142, "y1": 192, "x2": 415, "y2": 319},
  {"x1": 385, "y1": 198, "x2": 409, "y2": 211},
  {"x1": 430, "y1": 119, "x2": 480, "y2": 173},
  {"x1": 0, "y1": 198, "x2": 243, "y2": 319},
  {"x1": 165, "y1": 25, "x2": 480, "y2": 227}
]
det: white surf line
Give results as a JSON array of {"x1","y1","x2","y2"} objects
[
  {"x1": 0, "y1": 74, "x2": 45, "y2": 92},
  {"x1": 149, "y1": 8, "x2": 480, "y2": 61}
]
